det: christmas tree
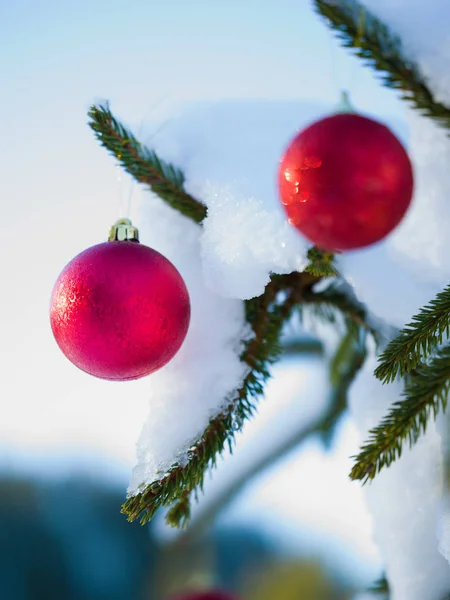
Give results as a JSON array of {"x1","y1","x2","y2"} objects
[{"x1": 46, "y1": 1, "x2": 450, "y2": 599}]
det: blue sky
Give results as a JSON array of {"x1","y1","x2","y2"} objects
[{"x1": 1, "y1": 0, "x2": 406, "y2": 575}]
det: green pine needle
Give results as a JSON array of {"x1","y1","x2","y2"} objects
[
  {"x1": 166, "y1": 492, "x2": 191, "y2": 529},
  {"x1": 369, "y1": 576, "x2": 389, "y2": 597},
  {"x1": 88, "y1": 104, "x2": 207, "y2": 224},
  {"x1": 312, "y1": 0, "x2": 450, "y2": 491},
  {"x1": 303, "y1": 281, "x2": 379, "y2": 342},
  {"x1": 321, "y1": 325, "x2": 367, "y2": 447},
  {"x1": 351, "y1": 344, "x2": 450, "y2": 483},
  {"x1": 375, "y1": 285, "x2": 450, "y2": 384},
  {"x1": 304, "y1": 247, "x2": 338, "y2": 278},
  {"x1": 122, "y1": 272, "x2": 318, "y2": 526},
  {"x1": 329, "y1": 323, "x2": 361, "y2": 389},
  {"x1": 313, "y1": 0, "x2": 450, "y2": 132}
]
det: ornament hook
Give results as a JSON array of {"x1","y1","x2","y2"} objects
[{"x1": 108, "y1": 218, "x2": 139, "y2": 242}]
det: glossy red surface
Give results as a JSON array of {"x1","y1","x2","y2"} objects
[
  {"x1": 50, "y1": 241, "x2": 190, "y2": 381},
  {"x1": 278, "y1": 112, "x2": 414, "y2": 251}
]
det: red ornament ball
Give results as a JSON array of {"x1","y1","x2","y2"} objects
[
  {"x1": 50, "y1": 240, "x2": 190, "y2": 381},
  {"x1": 278, "y1": 112, "x2": 414, "y2": 251},
  {"x1": 169, "y1": 591, "x2": 236, "y2": 600}
]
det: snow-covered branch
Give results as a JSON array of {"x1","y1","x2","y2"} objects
[
  {"x1": 314, "y1": 0, "x2": 450, "y2": 133},
  {"x1": 88, "y1": 104, "x2": 207, "y2": 223}
]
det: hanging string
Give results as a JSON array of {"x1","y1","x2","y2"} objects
[
  {"x1": 327, "y1": 24, "x2": 340, "y2": 97},
  {"x1": 115, "y1": 159, "x2": 126, "y2": 218},
  {"x1": 326, "y1": 7, "x2": 365, "y2": 105},
  {"x1": 346, "y1": 7, "x2": 366, "y2": 98},
  {"x1": 114, "y1": 94, "x2": 173, "y2": 221}
]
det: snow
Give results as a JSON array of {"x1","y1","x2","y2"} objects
[
  {"x1": 185, "y1": 357, "x2": 332, "y2": 527},
  {"x1": 127, "y1": 3, "x2": 450, "y2": 598},
  {"x1": 140, "y1": 96, "x2": 446, "y2": 330},
  {"x1": 128, "y1": 196, "x2": 250, "y2": 493},
  {"x1": 362, "y1": 0, "x2": 450, "y2": 107},
  {"x1": 143, "y1": 100, "x2": 326, "y2": 299},
  {"x1": 154, "y1": 357, "x2": 381, "y2": 585},
  {"x1": 347, "y1": 3, "x2": 450, "y2": 599},
  {"x1": 200, "y1": 184, "x2": 308, "y2": 299},
  {"x1": 436, "y1": 411, "x2": 450, "y2": 565},
  {"x1": 349, "y1": 346, "x2": 450, "y2": 600}
]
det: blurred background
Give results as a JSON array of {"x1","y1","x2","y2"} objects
[{"x1": 1, "y1": 0, "x2": 408, "y2": 598}]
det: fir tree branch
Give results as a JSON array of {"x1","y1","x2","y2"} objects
[
  {"x1": 121, "y1": 271, "x2": 320, "y2": 526},
  {"x1": 281, "y1": 337, "x2": 324, "y2": 356},
  {"x1": 177, "y1": 356, "x2": 355, "y2": 539},
  {"x1": 369, "y1": 576, "x2": 389, "y2": 598},
  {"x1": 302, "y1": 280, "x2": 379, "y2": 342},
  {"x1": 166, "y1": 321, "x2": 365, "y2": 540},
  {"x1": 88, "y1": 104, "x2": 207, "y2": 223},
  {"x1": 313, "y1": 0, "x2": 450, "y2": 132},
  {"x1": 86, "y1": 103, "x2": 373, "y2": 526},
  {"x1": 322, "y1": 324, "x2": 367, "y2": 446},
  {"x1": 375, "y1": 285, "x2": 450, "y2": 383},
  {"x1": 304, "y1": 246, "x2": 338, "y2": 278},
  {"x1": 350, "y1": 344, "x2": 450, "y2": 482}
]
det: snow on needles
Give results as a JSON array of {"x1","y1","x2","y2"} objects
[
  {"x1": 350, "y1": 3, "x2": 450, "y2": 600},
  {"x1": 143, "y1": 100, "x2": 325, "y2": 299},
  {"x1": 144, "y1": 97, "x2": 446, "y2": 327},
  {"x1": 128, "y1": 196, "x2": 250, "y2": 493},
  {"x1": 349, "y1": 348, "x2": 450, "y2": 600},
  {"x1": 129, "y1": 8, "x2": 450, "y2": 597},
  {"x1": 128, "y1": 100, "x2": 335, "y2": 494}
]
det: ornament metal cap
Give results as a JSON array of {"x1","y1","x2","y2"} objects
[
  {"x1": 334, "y1": 90, "x2": 355, "y2": 114},
  {"x1": 108, "y1": 218, "x2": 139, "y2": 242}
]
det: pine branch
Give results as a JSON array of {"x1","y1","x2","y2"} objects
[
  {"x1": 313, "y1": 0, "x2": 450, "y2": 132},
  {"x1": 281, "y1": 337, "x2": 324, "y2": 356},
  {"x1": 304, "y1": 246, "x2": 338, "y2": 278},
  {"x1": 88, "y1": 104, "x2": 207, "y2": 223},
  {"x1": 369, "y1": 576, "x2": 389, "y2": 598},
  {"x1": 302, "y1": 280, "x2": 379, "y2": 342},
  {"x1": 350, "y1": 344, "x2": 450, "y2": 482},
  {"x1": 375, "y1": 285, "x2": 450, "y2": 384},
  {"x1": 175, "y1": 352, "x2": 355, "y2": 540},
  {"x1": 166, "y1": 305, "x2": 367, "y2": 537},
  {"x1": 322, "y1": 324, "x2": 367, "y2": 446},
  {"x1": 122, "y1": 271, "x2": 320, "y2": 526},
  {"x1": 87, "y1": 100, "x2": 380, "y2": 526}
]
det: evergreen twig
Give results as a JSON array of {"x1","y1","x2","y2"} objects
[
  {"x1": 88, "y1": 104, "x2": 207, "y2": 223},
  {"x1": 304, "y1": 246, "x2": 338, "y2": 278},
  {"x1": 313, "y1": 0, "x2": 450, "y2": 132},
  {"x1": 302, "y1": 280, "x2": 379, "y2": 342},
  {"x1": 351, "y1": 345, "x2": 450, "y2": 482},
  {"x1": 175, "y1": 340, "x2": 361, "y2": 538},
  {"x1": 375, "y1": 285, "x2": 450, "y2": 383},
  {"x1": 369, "y1": 576, "x2": 389, "y2": 598},
  {"x1": 87, "y1": 102, "x2": 377, "y2": 527},
  {"x1": 322, "y1": 324, "x2": 366, "y2": 446},
  {"x1": 122, "y1": 271, "x2": 320, "y2": 525},
  {"x1": 169, "y1": 312, "x2": 367, "y2": 537}
]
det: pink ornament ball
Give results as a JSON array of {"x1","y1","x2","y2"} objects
[{"x1": 50, "y1": 240, "x2": 190, "y2": 381}]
